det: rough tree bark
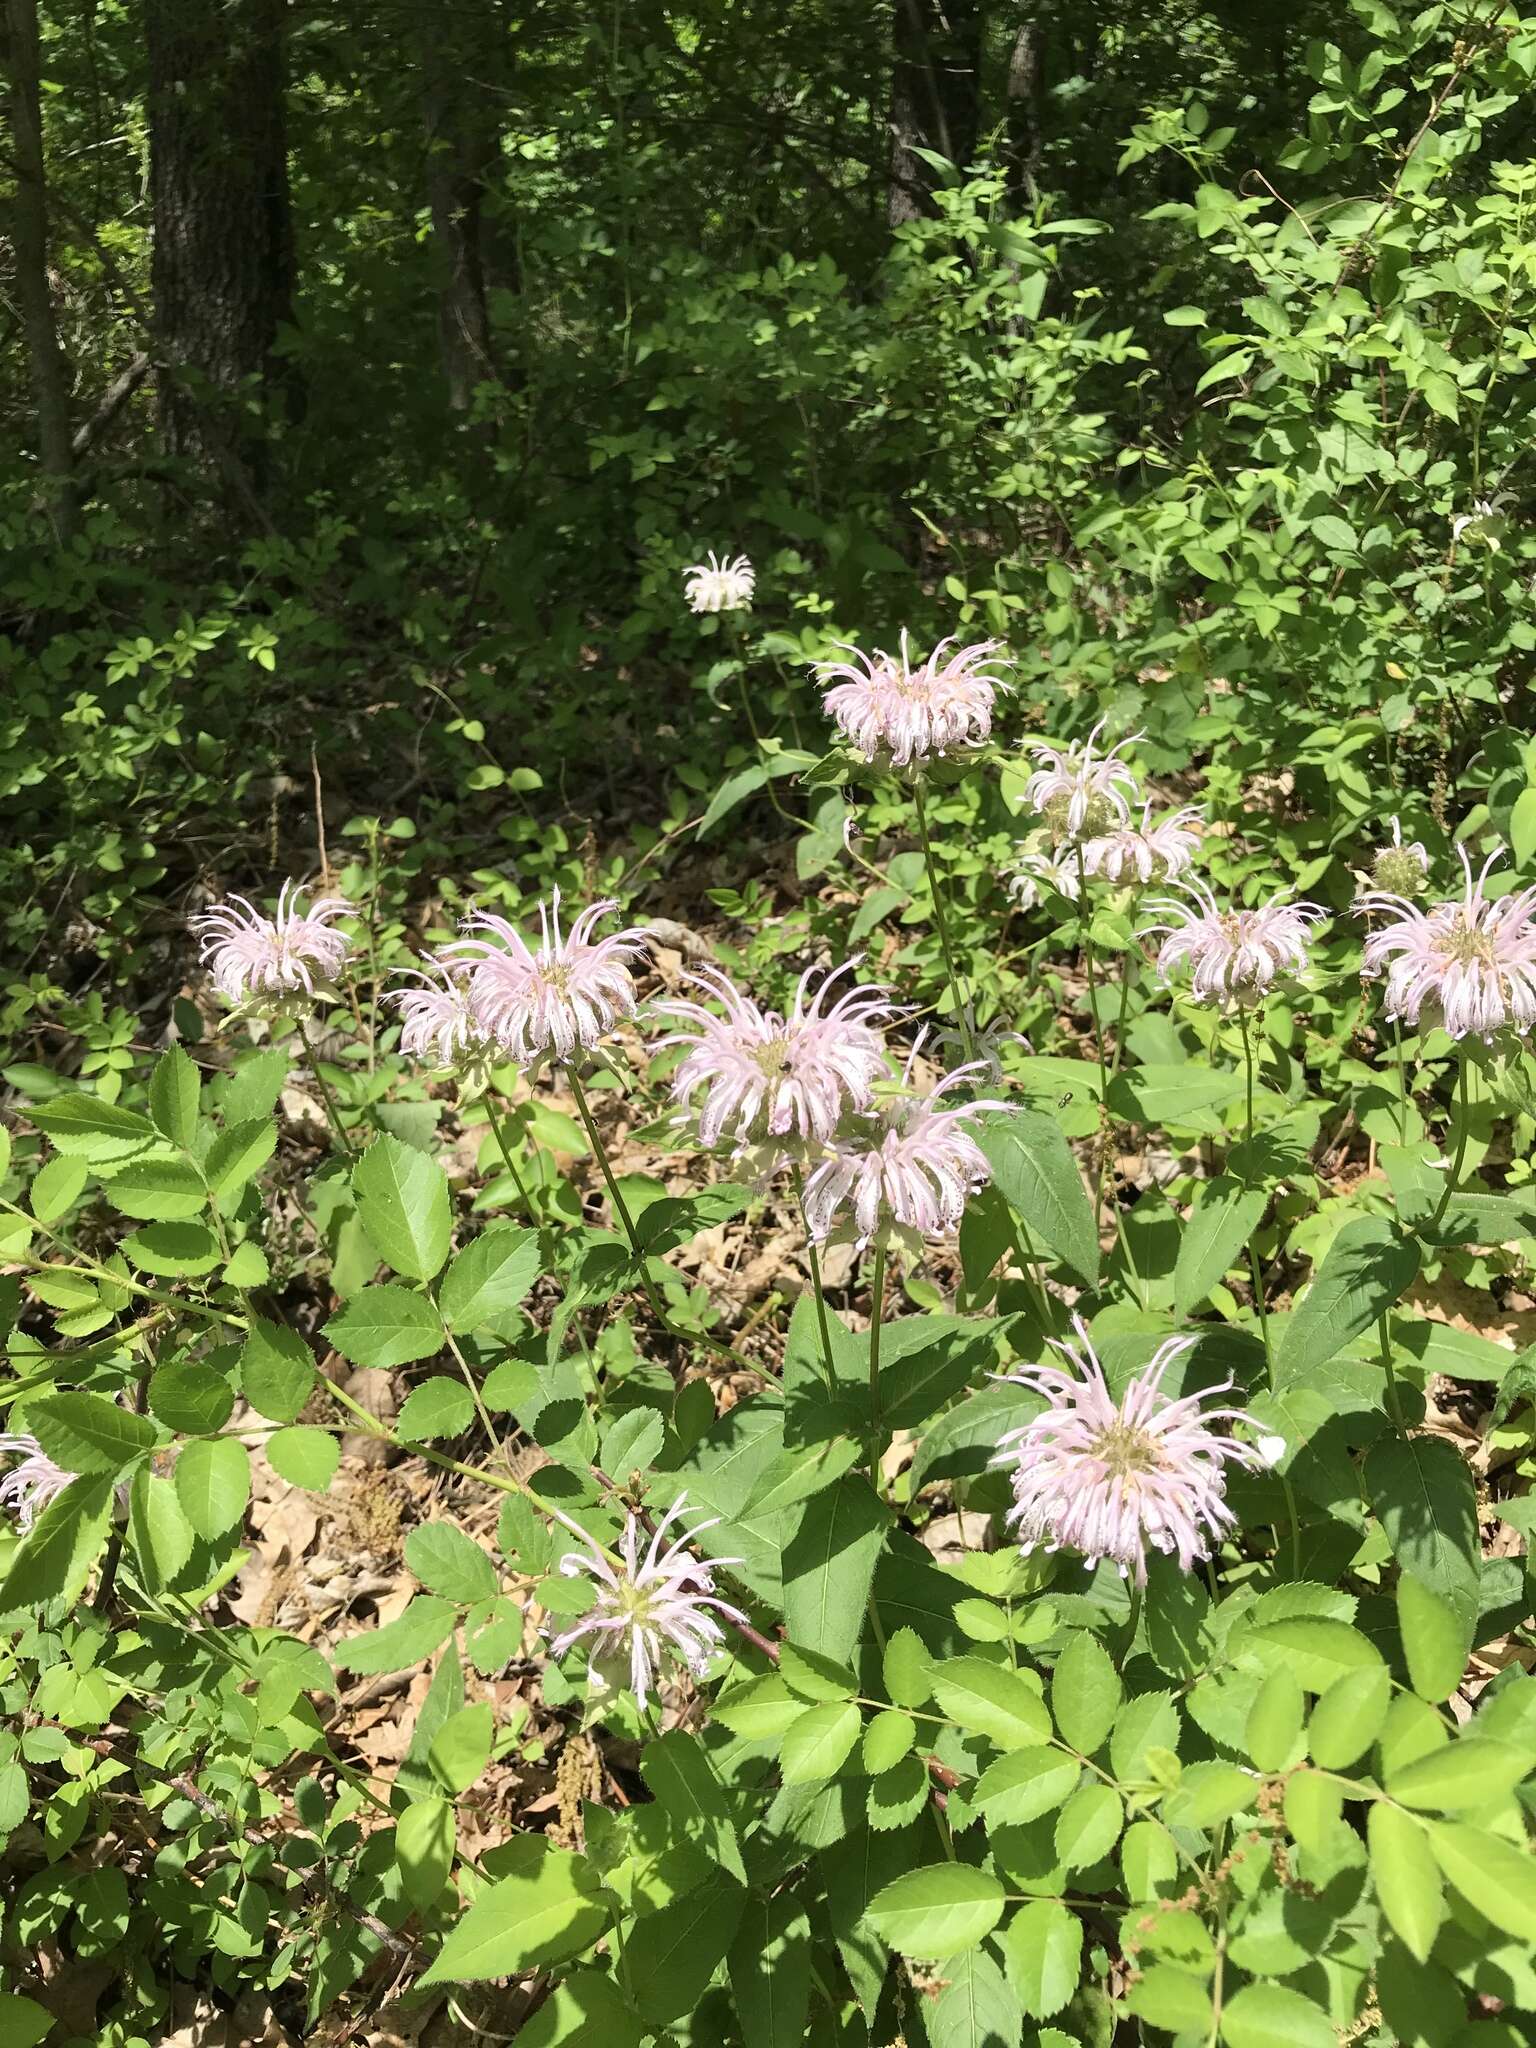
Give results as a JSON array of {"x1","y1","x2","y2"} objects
[
  {"x1": 144, "y1": 0, "x2": 294, "y2": 499},
  {"x1": 419, "y1": 0, "x2": 513, "y2": 411},
  {"x1": 3, "y1": 0, "x2": 76, "y2": 539},
  {"x1": 1005, "y1": 13, "x2": 1045, "y2": 207},
  {"x1": 887, "y1": 0, "x2": 984, "y2": 230}
]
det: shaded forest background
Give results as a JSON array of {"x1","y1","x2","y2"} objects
[{"x1": 5, "y1": 0, "x2": 1536, "y2": 994}]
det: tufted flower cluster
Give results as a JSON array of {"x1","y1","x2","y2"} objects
[
  {"x1": 1360, "y1": 847, "x2": 1536, "y2": 1042},
  {"x1": 655, "y1": 965, "x2": 1004, "y2": 1251},
  {"x1": 192, "y1": 881, "x2": 353, "y2": 1018},
  {"x1": 815, "y1": 631, "x2": 1010, "y2": 770}
]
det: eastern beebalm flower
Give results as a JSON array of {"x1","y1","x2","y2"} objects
[
  {"x1": 801, "y1": 1057, "x2": 1007, "y2": 1248},
  {"x1": 993, "y1": 1319, "x2": 1270, "y2": 1585},
  {"x1": 1084, "y1": 803, "x2": 1201, "y2": 887},
  {"x1": 389, "y1": 955, "x2": 496, "y2": 1082},
  {"x1": 1020, "y1": 721, "x2": 1143, "y2": 841},
  {"x1": 684, "y1": 551, "x2": 755, "y2": 613},
  {"x1": 815, "y1": 630, "x2": 1008, "y2": 769},
  {"x1": 1144, "y1": 880, "x2": 1324, "y2": 1010},
  {"x1": 547, "y1": 1495, "x2": 747, "y2": 1708},
  {"x1": 0, "y1": 1434, "x2": 76, "y2": 1531},
  {"x1": 1366, "y1": 816, "x2": 1431, "y2": 899},
  {"x1": 450, "y1": 890, "x2": 646, "y2": 1068},
  {"x1": 1451, "y1": 497, "x2": 1506, "y2": 551},
  {"x1": 193, "y1": 880, "x2": 351, "y2": 1011},
  {"x1": 1359, "y1": 847, "x2": 1536, "y2": 1041},
  {"x1": 1007, "y1": 848, "x2": 1082, "y2": 910},
  {"x1": 652, "y1": 960, "x2": 897, "y2": 1155}
]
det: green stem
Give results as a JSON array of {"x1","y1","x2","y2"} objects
[
  {"x1": 1240, "y1": 1013, "x2": 1274, "y2": 1390},
  {"x1": 867, "y1": 1229, "x2": 889, "y2": 1471},
  {"x1": 297, "y1": 1015, "x2": 356, "y2": 1159},
  {"x1": 481, "y1": 1090, "x2": 539, "y2": 1220},
  {"x1": 1378, "y1": 1313, "x2": 1406, "y2": 1432},
  {"x1": 1393, "y1": 1019, "x2": 1411, "y2": 1147},
  {"x1": 793, "y1": 1165, "x2": 839, "y2": 1395},
  {"x1": 913, "y1": 775, "x2": 974, "y2": 1061},
  {"x1": 1428, "y1": 1055, "x2": 1471, "y2": 1232}
]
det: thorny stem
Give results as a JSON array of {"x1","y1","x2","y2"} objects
[
  {"x1": 1428, "y1": 1054, "x2": 1472, "y2": 1232},
  {"x1": 297, "y1": 1015, "x2": 356, "y2": 1159},
  {"x1": 913, "y1": 775, "x2": 975, "y2": 1061}
]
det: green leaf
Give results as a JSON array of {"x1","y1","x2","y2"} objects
[
  {"x1": 927, "y1": 1944, "x2": 1025, "y2": 2048},
  {"x1": 980, "y1": 1112, "x2": 1099, "y2": 1284},
  {"x1": 29, "y1": 1391, "x2": 156, "y2": 1475},
  {"x1": 405, "y1": 1521, "x2": 499, "y2": 1604},
  {"x1": 174, "y1": 1437, "x2": 250, "y2": 1539},
  {"x1": 625, "y1": 1877, "x2": 746, "y2": 2024},
  {"x1": 1107, "y1": 1065, "x2": 1242, "y2": 1132},
  {"x1": 430, "y1": 1702, "x2": 494, "y2": 1794},
  {"x1": 1426, "y1": 1822, "x2": 1536, "y2": 1942},
  {"x1": 1308, "y1": 1664, "x2": 1390, "y2": 1769},
  {"x1": 150, "y1": 1046, "x2": 201, "y2": 1147},
  {"x1": 781, "y1": 1474, "x2": 886, "y2": 1665},
  {"x1": 397, "y1": 1376, "x2": 475, "y2": 1442},
  {"x1": 103, "y1": 1156, "x2": 208, "y2": 1221},
  {"x1": 1220, "y1": 1982, "x2": 1336, "y2": 2048},
  {"x1": 883, "y1": 1624, "x2": 934, "y2": 1708},
  {"x1": 780, "y1": 1701, "x2": 861, "y2": 1784},
  {"x1": 439, "y1": 1225, "x2": 540, "y2": 1329},
  {"x1": 1053, "y1": 1781, "x2": 1122, "y2": 1869},
  {"x1": 419, "y1": 1836, "x2": 612, "y2": 1983},
  {"x1": 867, "y1": 1865, "x2": 1006, "y2": 1960},
  {"x1": 1388, "y1": 1737, "x2": 1530, "y2": 1813},
  {"x1": 1367, "y1": 1804, "x2": 1444, "y2": 1964},
  {"x1": 513, "y1": 1972, "x2": 644, "y2": 2048},
  {"x1": 1244, "y1": 1615, "x2": 1384, "y2": 1693},
  {"x1": 335, "y1": 1594, "x2": 459, "y2": 1676},
  {"x1": 148, "y1": 1362, "x2": 234, "y2": 1435},
  {"x1": 122, "y1": 1221, "x2": 222, "y2": 1277},
  {"x1": 642, "y1": 1727, "x2": 748, "y2": 1884},
  {"x1": 268, "y1": 1427, "x2": 339, "y2": 1492},
  {"x1": 30, "y1": 1156, "x2": 87, "y2": 1223},
  {"x1": 1128, "y1": 1965, "x2": 1214, "y2": 2034},
  {"x1": 204, "y1": 1117, "x2": 277, "y2": 1206},
  {"x1": 0, "y1": 1475, "x2": 113, "y2": 1618},
  {"x1": 1002, "y1": 1897, "x2": 1082, "y2": 2019},
  {"x1": 128, "y1": 1468, "x2": 195, "y2": 1588},
  {"x1": 28, "y1": 1092, "x2": 155, "y2": 1155},
  {"x1": 727, "y1": 1889, "x2": 813, "y2": 2048},
  {"x1": 862, "y1": 1709, "x2": 916, "y2": 1775},
  {"x1": 396, "y1": 1795, "x2": 455, "y2": 1911},
  {"x1": 1366, "y1": 1433, "x2": 1480, "y2": 1636},
  {"x1": 931, "y1": 1656, "x2": 1051, "y2": 1749},
  {"x1": 1051, "y1": 1632, "x2": 1121, "y2": 1755},
  {"x1": 240, "y1": 1318, "x2": 317, "y2": 1422},
  {"x1": 1276, "y1": 1218, "x2": 1419, "y2": 1381},
  {"x1": 1245, "y1": 1666, "x2": 1305, "y2": 1772},
  {"x1": 867, "y1": 1756, "x2": 928, "y2": 1831},
  {"x1": 353, "y1": 1133, "x2": 452, "y2": 1281},
  {"x1": 974, "y1": 1748, "x2": 1079, "y2": 1825},
  {"x1": 324, "y1": 1283, "x2": 444, "y2": 1369},
  {"x1": 1174, "y1": 1178, "x2": 1268, "y2": 1316},
  {"x1": 1397, "y1": 1571, "x2": 1466, "y2": 1703}
]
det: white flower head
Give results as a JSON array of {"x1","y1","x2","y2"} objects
[{"x1": 685, "y1": 551, "x2": 755, "y2": 613}]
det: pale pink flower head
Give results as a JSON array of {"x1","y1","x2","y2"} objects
[
  {"x1": 652, "y1": 959, "x2": 898, "y2": 1156},
  {"x1": 547, "y1": 1494, "x2": 748, "y2": 1708},
  {"x1": 815, "y1": 630, "x2": 1008, "y2": 769},
  {"x1": 389, "y1": 954, "x2": 497, "y2": 1085},
  {"x1": 0, "y1": 1433, "x2": 76, "y2": 1531},
  {"x1": 448, "y1": 889, "x2": 647, "y2": 1069},
  {"x1": 1365, "y1": 816, "x2": 1431, "y2": 900},
  {"x1": 801, "y1": 1053, "x2": 1007, "y2": 1249},
  {"x1": 1084, "y1": 803, "x2": 1201, "y2": 887},
  {"x1": 192, "y1": 879, "x2": 352, "y2": 1013},
  {"x1": 993, "y1": 1318, "x2": 1270, "y2": 1586},
  {"x1": 684, "y1": 550, "x2": 755, "y2": 614},
  {"x1": 1021, "y1": 720, "x2": 1143, "y2": 841},
  {"x1": 1359, "y1": 846, "x2": 1536, "y2": 1042},
  {"x1": 1008, "y1": 848, "x2": 1082, "y2": 910},
  {"x1": 1144, "y1": 879, "x2": 1325, "y2": 1010}
]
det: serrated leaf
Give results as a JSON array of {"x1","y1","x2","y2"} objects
[
  {"x1": 1368, "y1": 1804, "x2": 1444, "y2": 1963},
  {"x1": 1397, "y1": 1571, "x2": 1466, "y2": 1703},
  {"x1": 931, "y1": 1656, "x2": 1050, "y2": 1750},
  {"x1": 268, "y1": 1427, "x2": 339, "y2": 1492},
  {"x1": 0, "y1": 1475, "x2": 113, "y2": 1617},
  {"x1": 128, "y1": 1468, "x2": 195, "y2": 1588},
  {"x1": 323, "y1": 1284, "x2": 443, "y2": 1369},
  {"x1": 883, "y1": 1624, "x2": 933, "y2": 1707},
  {"x1": 122, "y1": 1221, "x2": 222, "y2": 1276},
  {"x1": 397, "y1": 1376, "x2": 474, "y2": 1442},
  {"x1": 1053, "y1": 1781, "x2": 1122, "y2": 1869},
  {"x1": 1002, "y1": 1897, "x2": 1082, "y2": 2019},
  {"x1": 174, "y1": 1437, "x2": 250, "y2": 1539},
  {"x1": 980, "y1": 1112, "x2": 1099, "y2": 1284},
  {"x1": 439, "y1": 1226, "x2": 540, "y2": 1330},
  {"x1": 625, "y1": 1876, "x2": 746, "y2": 2023},
  {"x1": 1244, "y1": 1615, "x2": 1383, "y2": 1693},
  {"x1": 862, "y1": 1709, "x2": 916, "y2": 1774},
  {"x1": 867, "y1": 1865, "x2": 1005, "y2": 1960},
  {"x1": 353, "y1": 1134, "x2": 451, "y2": 1281},
  {"x1": 781, "y1": 1474, "x2": 886, "y2": 1665},
  {"x1": 30, "y1": 1156, "x2": 87, "y2": 1223},
  {"x1": 1309, "y1": 1664, "x2": 1390, "y2": 1769},
  {"x1": 1245, "y1": 1666, "x2": 1305, "y2": 1772},
  {"x1": 1220, "y1": 1982, "x2": 1335, "y2": 2048},
  {"x1": 1051, "y1": 1632, "x2": 1121, "y2": 1755},
  {"x1": 1428, "y1": 1821, "x2": 1536, "y2": 1940},
  {"x1": 405, "y1": 1521, "x2": 498, "y2": 1604},
  {"x1": 204, "y1": 1117, "x2": 277, "y2": 1206},
  {"x1": 335, "y1": 1594, "x2": 459, "y2": 1676},
  {"x1": 1387, "y1": 1737, "x2": 1529, "y2": 1812},
  {"x1": 1276, "y1": 1218, "x2": 1419, "y2": 1380},
  {"x1": 240, "y1": 1318, "x2": 316, "y2": 1422},
  {"x1": 1174, "y1": 1177, "x2": 1267, "y2": 1316},
  {"x1": 103, "y1": 1156, "x2": 208, "y2": 1221},
  {"x1": 867, "y1": 1756, "x2": 928, "y2": 1831},
  {"x1": 780, "y1": 1701, "x2": 861, "y2": 1784},
  {"x1": 927, "y1": 1943, "x2": 1025, "y2": 2048},
  {"x1": 418, "y1": 1836, "x2": 612, "y2": 1983},
  {"x1": 150, "y1": 1045, "x2": 201, "y2": 1147},
  {"x1": 29, "y1": 1391, "x2": 156, "y2": 1475},
  {"x1": 397, "y1": 1795, "x2": 455, "y2": 1911},
  {"x1": 1366, "y1": 1433, "x2": 1480, "y2": 1636},
  {"x1": 148, "y1": 1362, "x2": 234, "y2": 1435},
  {"x1": 974, "y1": 1748, "x2": 1079, "y2": 1825}
]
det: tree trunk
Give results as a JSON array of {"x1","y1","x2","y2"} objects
[
  {"x1": 3, "y1": 0, "x2": 76, "y2": 540},
  {"x1": 887, "y1": 0, "x2": 984, "y2": 230},
  {"x1": 1005, "y1": 14, "x2": 1045, "y2": 208},
  {"x1": 420, "y1": 0, "x2": 510, "y2": 412},
  {"x1": 144, "y1": 0, "x2": 294, "y2": 501}
]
